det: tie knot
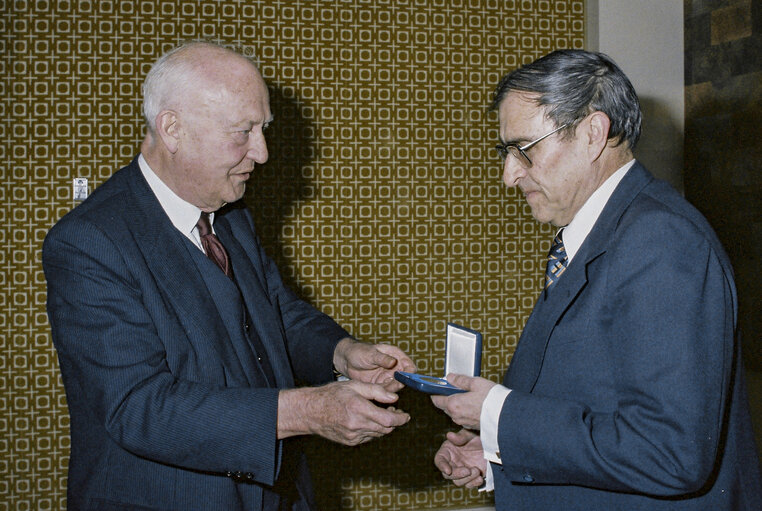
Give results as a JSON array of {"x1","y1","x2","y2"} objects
[
  {"x1": 549, "y1": 232, "x2": 566, "y2": 260},
  {"x1": 196, "y1": 212, "x2": 213, "y2": 237},
  {"x1": 195, "y1": 212, "x2": 232, "y2": 278}
]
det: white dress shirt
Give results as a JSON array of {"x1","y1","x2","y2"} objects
[
  {"x1": 479, "y1": 159, "x2": 635, "y2": 490},
  {"x1": 138, "y1": 154, "x2": 212, "y2": 251}
]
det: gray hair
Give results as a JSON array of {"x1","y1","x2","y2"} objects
[
  {"x1": 491, "y1": 50, "x2": 642, "y2": 150},
  {"x1": 142, "y1": 43, "x2": 197, "y2": 132},
  {"x1": 142, "y1": 41, "x2": 256, "y2": 132}
]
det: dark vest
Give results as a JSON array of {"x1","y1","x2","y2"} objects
[{"x1": 185, "y1": 237, "x2": 276, "y2": 388}]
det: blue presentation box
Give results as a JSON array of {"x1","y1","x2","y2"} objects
[{"x1": 394, "y1": 323, "x2": 482, "y2": 395}]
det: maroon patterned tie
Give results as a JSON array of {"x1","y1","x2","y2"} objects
[{"x1": 196, "y1": 212, "x2": 233, "y2": 278}]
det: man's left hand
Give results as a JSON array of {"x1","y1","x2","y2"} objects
[
  {"x1": 430, "y1": 374, "x2": 496, "y2": 430},
  {"x1": 434, "y1": 428, "x2": 487, "y2": 488},
  {"x1": 333, "y1": 338, "x2": 416, "y2": 391}
]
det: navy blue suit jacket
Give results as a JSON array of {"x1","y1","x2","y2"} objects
[
  {"x1": 43, "y1": 158, "x2": 350, "y2": 510},
  {"x1": 492, "y1": 162, "x2": 762, "y2": 509}
]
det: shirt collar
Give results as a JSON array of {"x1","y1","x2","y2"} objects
[
  {"x1": 138, "y1": 154, "x2": 211, "y2": 246},
  {"x1": 562, "y1": 159, "x2": 635, "y2": 263}
]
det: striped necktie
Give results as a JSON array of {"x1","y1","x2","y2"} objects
[{"x1": 544, "y1": 230, "x2": 568, "y2": 289}]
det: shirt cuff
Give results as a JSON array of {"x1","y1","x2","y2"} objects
[
  {"x1": 480, "y1": 384, "x2": 510, "y2": 466},
  {"x1": 480, "y1": 461, "x2": 495, "y2": 492}
]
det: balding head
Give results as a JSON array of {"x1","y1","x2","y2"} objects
[
  {"x1": 140, "y1": 42, "x2": 272, "y2": 211},
  {"x1": 142, "y1": 42, "x2": 264, "y2": 134}
]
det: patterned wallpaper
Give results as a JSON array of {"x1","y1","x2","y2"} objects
[{"x1": 1, "y1": 1, "x2": 585, "y2": 509}]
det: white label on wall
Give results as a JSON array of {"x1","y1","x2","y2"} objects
[{"x1": 73, "y1": 178, "x2": 88, "y2": 201}]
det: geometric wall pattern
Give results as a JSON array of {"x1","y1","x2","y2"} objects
[{"x1": 1, "y1": 1, "x2": 584, "y2": 509}]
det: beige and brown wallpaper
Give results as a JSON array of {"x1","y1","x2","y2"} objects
[{"x1": 1, "y1": 1, "x2": 585, "y2": 509}]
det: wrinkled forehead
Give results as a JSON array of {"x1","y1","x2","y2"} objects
[{"x1": 498, "y1": 92, "x2": 552, "y2": 137}]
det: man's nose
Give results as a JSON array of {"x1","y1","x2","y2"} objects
[
  {"x1": 248, "y1": 131, "x2": 268, "y2": 164},
  {"x1": 502, "y1": 156, "x2": 526, "y2": 187}
]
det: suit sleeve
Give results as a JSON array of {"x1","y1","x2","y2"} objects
[
  {"x1": 495, "y1": 208, "x2": 735, "y2": 496},
  {"x1": 44, "y1": 218, "x2": 281, "y2": 485}
]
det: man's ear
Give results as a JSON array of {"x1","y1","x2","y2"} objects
[
  {"x1": 154, "y1": 110, "x2": 181, "y2": 154},
  {"x1": 586, "y1": 111, "x2": 611, "y2": 162}
]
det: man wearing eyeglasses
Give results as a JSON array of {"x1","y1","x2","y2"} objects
[{"x1": 431, "y1": 49, "x2": 761, "y2": 510}]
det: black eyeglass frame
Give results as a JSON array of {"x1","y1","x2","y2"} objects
[{"x1": 495, "y1": 123, "x2": 569, "y2": 167}]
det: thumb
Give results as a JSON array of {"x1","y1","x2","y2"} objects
[
  {"x1": 447, "y1": 429, "x2": 473, "y2": 446},
  {"x1": 445, "y1": 373, "x2": 473, "y2": 390},
  {"x1": 371, "y1": 349, "x2": 398, "y2": 369}
]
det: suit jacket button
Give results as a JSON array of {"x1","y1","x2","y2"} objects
[
  {"x1": 246, "y1": 473, "x2": 254, "y2": 480},
  {"x1": 523, "y1": 474, "x2": 534, "y2": 483}
]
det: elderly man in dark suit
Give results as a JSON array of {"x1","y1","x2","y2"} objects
[
  {"x1": 431, "y1": 50, "x2": 762, "y2": 510},
  {"x1": 43, "y1": 41, "x2": 414, "y2": 511}
]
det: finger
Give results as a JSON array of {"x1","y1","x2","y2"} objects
[
  {"x1": 452, "y1": 476, "x2": 479, "y2": 487},
  {"x1": 352, "y1": 398, "x2": 410, "y2": 429},
  {"x1": 434, "y1": 455, "x2": 453, "y2": 476},
  {"x1": 451, "y1": 468, "x2": 481, "y2": 486},
  {"x1": 343, "y1": 422, "x2": 400, "y2": 445},
  {"x1": 446, "y1": 429, "x2": 473, "y2": 446},
  {"x1": 400, "y1": 357, "x2": 417, "y2": 372},
  {"x1": 370, "y1": 407, "x2": 410, "y2": 428},
  {"x1": 351, "y1": 381, "x2": 400, "y2": 404},
  {"x1": 370, "y1": 349, "x2": 399, "y2": 369},
  {"x1": 339, "y1": 421, "x2": 398, "y2": 446},
  {"x1": 448, "y1": 466, "x2": 476, "y2": 479},
  {"x1": 376, "y1": 345, "x2": 417, "y2": 372},
  {"x1": 430, "y1": 395, "x2": 448, "y2": 410},
  {"x1": 382, "y1": 378, "x2": 405, "y2": 392},
  {"x1": 463, "y1": 475, "x2": 485, "y2": 489}
]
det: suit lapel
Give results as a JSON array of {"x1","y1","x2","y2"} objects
[
  {"x1": 506, "y1": 163, "x2": 653, "y2": 392},
  {"x1": 506, "y1": 258, "x2": 592, "y2": 391},
  {"x1": 123, "y1": 161, "x2": 251, "y2": 380}
]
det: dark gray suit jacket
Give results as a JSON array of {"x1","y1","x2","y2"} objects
[
  {"x1": 44, "y1": 158, "x2": 350, "y2": 510},
  {"x1": 492, "y1": 162, "x2": 762, "y2": 509}
]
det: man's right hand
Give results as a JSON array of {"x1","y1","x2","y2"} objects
[{"x1": 277, "y1": 381, "x2": 410, "y2": 445}]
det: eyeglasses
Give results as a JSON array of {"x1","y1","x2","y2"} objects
[{"x1": 495, "y1": 123, "x2": 568, "y2": 167}]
